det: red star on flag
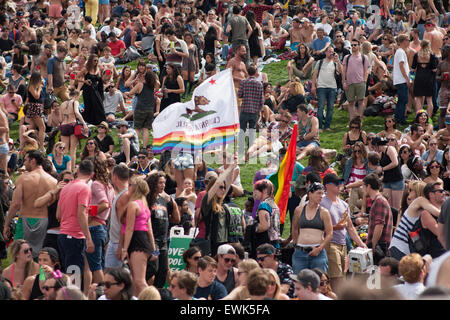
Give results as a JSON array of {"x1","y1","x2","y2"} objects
[{"x1": 209, "y1": 78, "x2": 216, "y2": 85}]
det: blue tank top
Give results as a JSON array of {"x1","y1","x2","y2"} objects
[{"x1": 50, "y1": 154, "x2": 71, "y2": 174}]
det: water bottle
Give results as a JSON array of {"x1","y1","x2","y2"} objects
[{"x1": 163, "y1": 86, "x2": 168, "y2": 99}]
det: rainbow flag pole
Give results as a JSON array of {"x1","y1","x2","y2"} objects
[{"x1": 268, "y1": 124, "x2": 298, "y2": 225}]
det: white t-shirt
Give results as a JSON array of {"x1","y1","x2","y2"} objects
[
  {"x1": 314, "y1": 23, "x2": 332, "y2": 36},
  {"x1": 315, "y1": 59, "x2": 337, "y2": 89},
  {"x1": 394, "y1": 282, "x2": 425, "y2": 300},
  {"x1": 318, "y1": 293, "x2": 333, "y2": 300},
  {"x1": 393, "y1": 47, "x2": 409, "y2": 85},
  {"x1": 100, "y1": 26, "x2": 122, "y2": 38},
  {"x1": 103, "y1": 91, "x2": 124, "y2": 114}
]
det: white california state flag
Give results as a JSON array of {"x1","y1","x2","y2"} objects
[{"x1": 152, "y1": 68, "x2": 239, "y2": 153}]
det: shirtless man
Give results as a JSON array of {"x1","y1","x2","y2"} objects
[
  {"x1": 37, "y1": 44, "x2": 53, "y2": 81},
  {"x1": 424, "y1": 21, "x2": 444, "y2": 58},
  {"x1": 403, "y1": 123, "x2": 428, "y2": 155},
  {"x1": 18, "y1": 23, "x2": 37, "y2": 52},
  {"x1": 3, "y1": 150, "x2": 57, "y2": 257},
  {"x1": 226, "y1": 45, "x2": 248, "y2": 113},
  {"x1": 0, "y1": 108, "x2": 9, "y2": 175},
  {"x1": 299, "y1": 18, "x2": 315, "y2": 48},
  {"x1": 81, "y1": 29, "x2": 98, "y2": 53},
  {"x1": 435, "y1": 114, "x2": 450, "y2": 150},
  {"x1": 289, "y1": 17, "x2": 303, "y2": 52}
]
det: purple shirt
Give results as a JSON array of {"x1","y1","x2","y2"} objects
[{"x1": 320, "y1": 196, "x2": 348, "y2": 245}]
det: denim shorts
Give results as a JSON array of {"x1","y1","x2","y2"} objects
[
  {"x1": 86, "y1": 225, "x2": 108, "y2": 272},
  {"x1": 0, "y1": 143, "x2": 9, "y2": 155},
  {"x1": 105, "y1": 242, "x2": 124, "y2": 269},
  {"x1": 292, "y1": 246, "x2": 328, "y2": 275},
  {"x1": 99, "y1": 0, "x2": 110, "y2": 4},
  {"x1": 382, "y1": 179, "x2": 405, "y2": 191},
  {"x1": 297, "y1": 140, "x2": 320, "y2": 148},
  {"x1": 173, "y1": 153, "x2": 194, "y2": 170}
]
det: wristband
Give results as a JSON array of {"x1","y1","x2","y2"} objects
[{"x1": 152, "y1": 250, "x2": 160, "y2": 256}]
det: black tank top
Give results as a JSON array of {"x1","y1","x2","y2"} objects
[
  {"x1": 136, "y1": 85, "x2": 155, "y2": 111},
  {"x1": 216, "y1": 268, "x2": 235, "y2": 294},
  {"x1": 299, "y1": 205, "x2": 324, "y2": 231},
  {"x1": 150, "y1": 195, "x2": 170, "y2": 250},
  {"x1": 29, "y1": 276, "x2": 43, "y2": 300},
  {"x1": 46, "y1": 201, "x2": 59, "y2": 230},
  {"x1": 380, "y1": 147, "x2": 403, "y2": 183},
  {"x1": 346, "y1": 131, "x2": 363, "y2": 146}
]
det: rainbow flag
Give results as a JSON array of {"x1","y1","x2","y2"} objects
[
  {"x1": 152, "y1": 69, "x2": 240, "y2": 153},
  {"x1": 268, "y1": 124, "x2": 298, "y2": 225}
]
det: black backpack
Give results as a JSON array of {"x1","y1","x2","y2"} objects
[
  {"x1": 316, "y1": 58, "x2": 343, "y2": 90},
  {"x1": 408, "y1": 218, "x2": 433, "y2": 256}
]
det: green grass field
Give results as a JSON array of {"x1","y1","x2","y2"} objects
[{"x1": 1, "y1": 58, "x2": 438, "y2": 270}]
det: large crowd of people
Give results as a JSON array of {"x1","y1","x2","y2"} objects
[{"x1": 0, "y1": 0, "x2": 450, "y2": 301}]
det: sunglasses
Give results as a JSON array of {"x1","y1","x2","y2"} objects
[
  {"x1": 98, "y1": 126, "x2": 106, "y2": 129},
  {"x1": 137, "y1": 156, "x2": 146, "y2": 159},
  {"x1": 354, "y1": 149, "x2": 361, "y2": 153},
  {"x1": 429, "y1": 143, "x2": 437, "y2": 146},
  {"x1": 58, "y1": 146, "x2": 65, "y2": 150},
  {"x1": 192, "y1": 256, "x2": 201, "y2": 261},
  {"x1": 87, "y1": 142, "x2": 95, "y2": 145},
  {"x1": 388, "y1": 138, "x2": 396, "y2": 142},
  {"x1": 223, "y1": 257, "x2": 236, "y2": 264},
  {"x1": 320, "y1": 280, "x2": 329, "y2": 286},
  {"x1": 42, "y1": 285, "x2": 56, "y2": 291},
  {"x1": 432, "y1": 189, "x2": 445, "y2": 193},
  {"x1": 103, "y1": 281, "x2": 120, "y2": 289},
  {"x1": 63, "y1": 178, "x2": 72, "y2": 183},
  {"x1": 23, "y1": 248, "x2": 32, "y2": 254},
  {"x1": 256, "y1": 255, "x2": 269, "y2": 262},
  {"x1": 351, "y1": 126, "x2": 359, "y2": 129},
  {"x1": 218, "y1": 185, "x2": 226, "y2": 190},
  {"x1": 430, "y1": 165, "x2": 440, "y2": 169},
  {"x1": 401, "y1": 149, "x2": 410, "y2": 153},
  {"x1": 351, "y1": 44, "x2": 359, "y2": 47}
]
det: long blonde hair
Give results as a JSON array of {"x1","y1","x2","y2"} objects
[
  {"x1": 263, "y1": 268, "x2": 283, "y2": 300},
  {"x1": 122, "y1": 177, "x2": 150, "y2": 224},
  {"x1": 9, "y1": 240, "x2": 34, "y2": 282},
  {"x1": 418, "y1": 40, "x2": 432, "y2": 59},
  {"x1": 52, "y1": 142, "x2": 65, "y2": 156}
]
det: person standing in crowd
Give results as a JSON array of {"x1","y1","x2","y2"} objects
[
  {"x1": 437, "y1": 45, "x2": 450, "y2": 129},
  {"x1": 121, "y1": 177, "x2": 158, "y2": 297},
  {"x1": 291, "y1": 182, "x2": 333, "y2": 274},
  {"x1": 105, "y1": 163, "x2": 130, "y2": 270},
  {"x1": 238, "y1": 65, "x2": 264, "y2": 156},
  {"x1": 393, "y1": 34, "x2": 412, "y2": 125},
  {"x1": 125, "y1": 71, "x2": 159, "y2": 148},
  {"x1": 342, "y1": 38, "x2": 370, "y2": 120},
  {"x1": 146, "y1": 171, "x2": 180, "y2": 289},
  {"x1": 47, "y1": 45, "x2": 69, "y2": 103},
  {"x1": 57, "y1": 159, "x2": 95, "y2": 290},
  {"x1": 225, "y1": 5, "x2": 251, "y2": 64},
  {"x1": 3, "y1": 151, "x2": 57, "y2": 258},
  {"x1": 78, "y1": 54, "x2": 106, "y2": 126},
  {"x1": 363, "y1": 173, "x2": 393, "y2": 265},
  {"x1": 311, "y1": 46, "x2": 342, "y2": 131},
  {"x1": 321, "y1": 173, "x2": 367, "y2": 291}
]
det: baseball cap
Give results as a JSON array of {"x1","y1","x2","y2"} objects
[
  {"x1": 256, "y1": 243, "x2": 276, "y2": 255},
  {"x1": 306, "y1": 182, "x2": 324, "y2": 193},
  {"x1": 204, "y1": 171, "x2": 218, "y2": 182},
  {"x1": 445, "y1": 114, "x2": 450, "y2": 125},
  {"x1": 116, "y1": 119, "x2": 129, "y2": 128},
  {"x1": 289, "y1": 269, "x2": 320, "y2": 290},
  {"x1": 217, "y1": 244, "x2": 236, "y2": 255},
  {"x1": 323, "y1": 173, "x2": 340, "y2": 186},
  {"x1": 290, "y1": 174, "x2": 306, "y2": 189},
  {"x1": 109, "y1": 32, "x2": 117, "y2": 38},
  {"x1": 371, "y1": 136, "x2": 388, "y2": 146},
  {"x1": 40, "y1": 247, "x2": 60, "y2": 262}
]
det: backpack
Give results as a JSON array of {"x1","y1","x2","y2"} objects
[
  {"x1": 120, "y1": 46, "x2": 141, "y2": 64},
  {"x1": 316, "y1": 58, "x2": 343, "y2": 90},
  {"x1": 408, "y1": 218, "x2": 433, "y2": 256}
]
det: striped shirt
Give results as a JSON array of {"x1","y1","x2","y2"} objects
[
  {"x1": 238, "y1": 76, "x2": 264, "y2": 114},
  {"x1": 348, "y1": 165, "x2": 366, "y2": 184},
  {"x1": 389, "y1": 208, "x2": 420, "y2": 255}
]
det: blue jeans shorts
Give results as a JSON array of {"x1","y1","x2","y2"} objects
[
  {"x1": 297, "y1": 140, "x2": 320, "y2": 148},
  {"x1": 0, "y1": 143, "x2": 9, "y2": 155},
  {"x1": 86, "y1": 225, "x2": 108, "y2": 272},
  {"x1": 105, "y1": 242, "x2": 124, "y2": 269},
  {"x1": 292, "y1": 246, "x2": 328, "y2": 275},
  {"x1": 382, "y1": 179, "x2": 405, "y2": 191},
  {"x1": 99, "y1": 0, "x2": 110, "y2": 4}
]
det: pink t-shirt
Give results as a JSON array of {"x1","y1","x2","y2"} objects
[
  {"x1": 90, "y1": 181, "x2": 114, "y2": 225},
  {"x1": 1, "y1": 94, "x2": 22, "y2": 114},
  {"x1": 343, "y1": 54, "x2": 370, "y2": 85},
  {"x1": 59, "y1": 179, "x2": 91, "y2": 239}
]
